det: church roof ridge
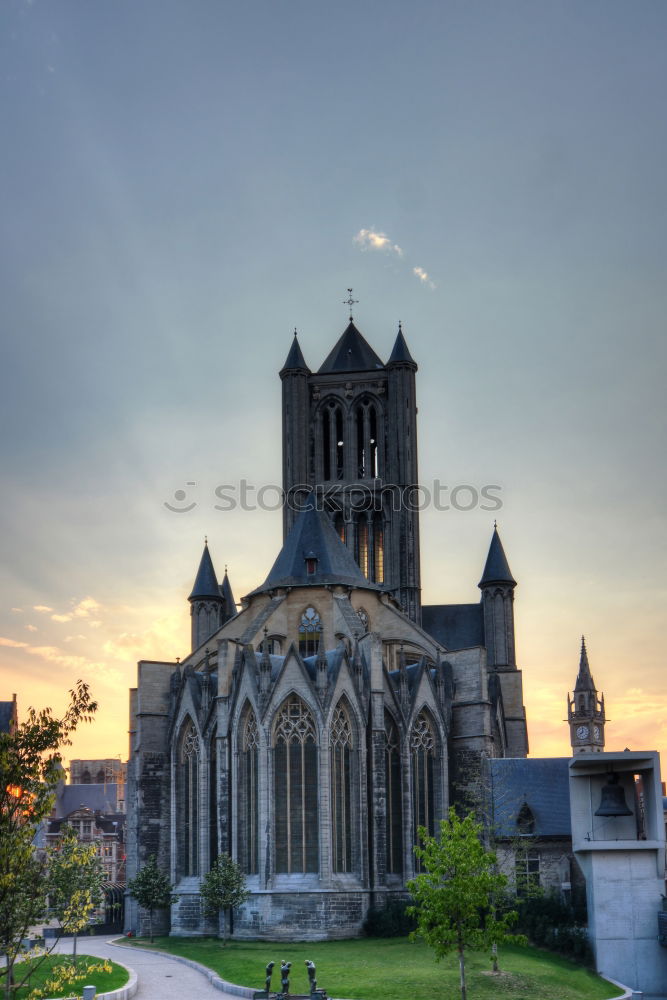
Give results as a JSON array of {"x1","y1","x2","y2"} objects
[{"x1": 317, "y1": 320, "x2": 385, "y2": 374}]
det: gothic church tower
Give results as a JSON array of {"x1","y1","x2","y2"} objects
[
  {"x1": 567, "y1": 637, "x2": 605, "y2": 753},
  {"x1": 280, "y1": 312, "x2": 421, "y2": 623}
]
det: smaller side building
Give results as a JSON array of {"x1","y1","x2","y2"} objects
[
  {"x1": 0, "y1": 694, "x2": 18, "y2": 734},
  {"x1": 47, "y1": 782, "x2": 126, "y2": 884},
  {"x1": 486, "y1": 757, "x2": 584, "y2": 903}
]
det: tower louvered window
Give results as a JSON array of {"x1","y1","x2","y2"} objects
[
  {"x1": 238, "y1": 708, "x2": 259, "y2": 874},
  {"x1": 330, "y1": 701, "x2": 353, "y2": 873},
  {"x1": 178, "y1": 721, "x2": 200, "y2": 877},
  {"x1": 273, "y1": 696, "x2": 319, "y2": 873},
  {"x1": 411, "y1": 711, "x2": 435, "y2": 866},
  {"x1": 385, "y1": 713, "x2": 403, "y2": 875},
  {"x1": 322, "y1": 399, "x2": 344, "y2": 481}
]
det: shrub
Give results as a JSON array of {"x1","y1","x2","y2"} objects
[{"x1": 515, "y1": 890, "x2": 592, "y2": 965}]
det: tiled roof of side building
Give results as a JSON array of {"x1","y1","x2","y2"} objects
[
  {"x1": 487, "y1": 758, "x2": 572, "y2": 838},
  {"x1": 422, "y1": 603, "x2": 484, "y2": 649},
  {"x1": 54, "y1": 783, "x2": 119, "y2": 817}
]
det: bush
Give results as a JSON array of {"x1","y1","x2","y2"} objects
[
  {"x1": 363, "y1": 897, "x2": 417, "y2": 938},
  {"x1": 515, "y1": 890, "x2": 592, "y2": 965}
]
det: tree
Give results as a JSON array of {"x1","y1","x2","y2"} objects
[
  {"x1": 127, "y1": 855, "x2": 175, "y2": 942},
  {"x1": 407, "y1": 808, "x2": 522, "y2": 1000},
  {"x1": 0, "y1": 682, "x2": 97, "y2": 1000},
  {"x1": 199, "y1": 853, "x2": 249, "y2": 945},
  {"x1": 47, "y1": 824, "x2": 105, "y2": 964}
]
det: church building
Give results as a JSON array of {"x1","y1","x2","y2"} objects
[{"x1": 125, "y1": 313, "x2": 529, "y2": 939}]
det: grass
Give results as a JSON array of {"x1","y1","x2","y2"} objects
[
  {"x1": 7, "y1": 954, "x2": 129, "y2": 1000},
  {"x1": 126, "y1": 935, "x2": 623, "y2": 1000}
]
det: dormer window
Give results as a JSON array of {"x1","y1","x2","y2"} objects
[{"x1": 305, "y1": 552, "x2": 318, "y2": 577}]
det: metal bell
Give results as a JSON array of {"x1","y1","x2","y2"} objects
[{"x1": 594, "y1": 773, "x2": 633, "y2": 817}]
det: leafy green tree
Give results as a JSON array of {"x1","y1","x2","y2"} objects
[
  {"x1": 47, "y1": 824, "x2": 105, "y2": 963},
  {"x1": 0, "y1": 681, "x2": 97, "y2": 1000},
  {"x1": 407, "y1": 808, "x2": 522, "y2": 1000},
  {"x1": 127, "y1": 855, "x2": 175, "y2": 942},
  {"x1": 199, "y1": 853, "x2": 249, "y2": 945}
]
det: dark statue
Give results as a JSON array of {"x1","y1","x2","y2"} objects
[
  {"x1": 281, "y1": 960, "x2": 291, "y2": 995},
  {"x1": 305, "y1": 960, "x2": 317, "y2": 993},
  {"x1": 265, "y1": 961, "x2": 275, "y2": 994}
]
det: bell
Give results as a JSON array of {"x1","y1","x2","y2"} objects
[{"x1": 594, "y1": 773, "x2": 633, "y2": 817}]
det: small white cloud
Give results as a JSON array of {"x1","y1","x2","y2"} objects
[
  {"x1": 413, "y1": 266, "x2": 435, "y2": 289},
  {"x1": 11, "y1": 608, "x2": 23, "y2": 614},
  {"x1": 51, "y1": 614, "x2": 72, "y2": 623},
  {"x1": 25, "y1": 624, "x2": 38, "y2": 633},
  {"x1": 50, "y1": 596, "x2": 103, "y2": 624},
  {"x1": 33, "y1": 605, "x2": 53, "y2": 613},
  {"x1": 0, "y1": 637, "x2": 28, "y2": 648},
  {"x1": 353, "y1": 229, "x2": 404, "y2": 257}
]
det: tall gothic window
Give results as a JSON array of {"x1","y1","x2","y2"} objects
[
  {"x1": 238, "y1": 708, "x2": 259, "y2": 875},
  {"x1": 178, "y1": 720, "x2": 200, "y2": 877},
  {"x1": 372, "y1": 514, "x2": 384, "y2": 584},
  {"x1": 411, "y1": 711, "x2": 436, "y2": 864},
  {"x1": 322, "y1": 399, "x2": 344, "y2": 481},
  {"x1": 209, "y1": 728, "x2": 218, "y2": 866},
  {"x1": 356, "y1": 398, "x2": 380, "y2": 479},
  {"x1": 330, "y1": 701, "x2": 353, "y2": 873},
  {"x1": 355, "y1": 516, "x2": 369, "y2": 578},
  {"x1": 385, "y1": 713, "x2": 403, "y2": 875},
  {"x1": 273, "y1": 696, "x2": 318, "y2": 873},
  {"x1": 298, "y1": 606, "x2": 322, "y2": 658}
]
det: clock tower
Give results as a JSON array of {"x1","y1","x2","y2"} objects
[{"x1": 567, "y1": 636, "x2": 605, "y2": 753}]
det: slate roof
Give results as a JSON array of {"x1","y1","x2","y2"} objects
[
  {"x1": 189, "y1": 542, "x2": 221, "y2": 601},
  {"x1": 422, "y1": 603, "x2": 484, "y2": 650},
  {"x1": 280, "y1": 332, "x2": 310, "y2": 374},
  {"x1": 387, "y1": 325, "x2": 417, "y2": 367},
  {"x1": 248, "y1": 504, "x2": 380, "y2": 596},
  {"x1": 318, "y1": 322, "x2": 385, "y2": 374},
  {"x1": 0, "y1": 701, "x2": 15, "y2": 733},
  {"x1": 487, "y1": 758, "x2": 572, "y2": 838},
  {"x1": 54, "y1": 783, "x2": 119, "y2": 817},
  {"x1": 478, "y1": 527, "x2": 516, "y2": 587}
]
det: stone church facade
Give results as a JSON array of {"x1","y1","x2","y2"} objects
[{"x1": 125, "y1": 315, "x2": 529, "y2": 940}]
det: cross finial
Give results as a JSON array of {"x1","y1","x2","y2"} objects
[
  {"x1": 293, "y1": 327, "x2": 298, "y2": 337},
  {"x1": 343, "y1": 288, "x2": 358, "y2": 320},
  {"x1": 204, "y1": 534, "x2": 208, "y2": 545}
]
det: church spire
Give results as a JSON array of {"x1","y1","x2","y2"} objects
[
  {"x1": 478, "y1": 525, "x2": 516, "y2": 588},
  {"x1": 387, "y1": 321, "x2": 417, "y2": 369},
  {"x1": 568, "y1": 636, "x2": 605, "y2": 753},
  {"x1": 188, "y1": 539, "x2": 220, "y2": 600},
  {"x1": 280, "y1": 328, "x2": 310, "y2": 375}
]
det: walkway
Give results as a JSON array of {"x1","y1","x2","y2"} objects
[{"x1": 52, "y1": 936, "x2": 252, "y2": 1000}]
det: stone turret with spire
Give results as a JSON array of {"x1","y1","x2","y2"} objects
[
  {"x1": 567, "y1": 637, "x2": 605, "y2": 753},
  {"x1": 188, "y1": 539, "x2": 236, "y2": 652}
]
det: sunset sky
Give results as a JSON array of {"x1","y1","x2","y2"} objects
[{"x1": 1, "y1": 0, "x2": 666, "y2": 767}]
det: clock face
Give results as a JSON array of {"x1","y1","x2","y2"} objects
[
  {"x1": 576, "y1": 725, "x2": 589, "y2": 740},
  {"x1": 593, "y1": 725, "x2": 601, "y2": 740}
]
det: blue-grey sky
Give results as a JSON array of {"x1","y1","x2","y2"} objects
[{"x1": 1, "y1": 0, "x2": 666, "y2": 761}]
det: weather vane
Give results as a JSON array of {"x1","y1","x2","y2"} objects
[{"x1": 343, "y1": 288, "x2": 358, "y2": 320}]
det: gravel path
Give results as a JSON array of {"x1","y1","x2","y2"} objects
[{"x1": 52, "y1": 936, "x2": 253, "y2": 1000}]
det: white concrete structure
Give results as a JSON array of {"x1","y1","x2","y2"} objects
[{"x1": 569, "y1": 750, "x2": 667, "y2": 995}]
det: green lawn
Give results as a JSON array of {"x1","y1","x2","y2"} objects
[
  {"x1": 127, "y1": 936, "x2": 622, "y2": 1000},
  {"x1": 7, "y1": 954, "x2": 129, "y2": 1000}
]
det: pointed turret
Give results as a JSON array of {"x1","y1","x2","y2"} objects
[
  {"x1": 220, "y1": 567, "x2": 236, "y2": 621},
  {"x1": 188, "y1": 540, "x2": 226, "y2": 652},
  {"x1": 568, "y1": 636, "x2": 605, "y2": 753},
  {"x1": 189, "y1": 540, "x2": 221, "y2": 600},
  {"x1": 478, "y1": 526, "x2": 516, "y2": 588},
  {"x1": 387, "y1": 322, "x2": 417, "y2": 369},
  {"x1": 280, "y1": 329, "x2": 310, "y2": 375},
  {"x1": 574, "y1": 636, "x2": 596, "y2": 691}
]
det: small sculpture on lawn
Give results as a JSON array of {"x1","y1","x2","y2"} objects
[
  {"x1": 305, "y1": 960, "x2": 317, "y2": 993},
  {"x1": 265, "y1": 961, "x2": 275, "y2": 994},
  {"x1": 281, "y1": 960, "x2": 291, "y2": 995}
]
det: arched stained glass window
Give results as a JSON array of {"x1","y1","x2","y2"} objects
[
  {"x1": 238, "y1": 708, "x2": 259, "y2": 874},
  {"x1": 298, "y1": 606, "x2": 322, "y2": 658},
  {"x1": 273, "y1": 696, "x2": 318, "y2": 873},
  {"x1": 178, "y1": 721, "x2": 200, "y2": 877},
  {"x1": 209, "y1": 728, "x2": 218, "y2": 866},
  {"x1": 330, "y1": 701, "x2": 353, "y2": 873},
  {"x1": 385, "y1": 713, "x2": 403, "y2": 875},
  {"x1": 411, "y1": 711, "x2": 435, "y2": 865}
]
